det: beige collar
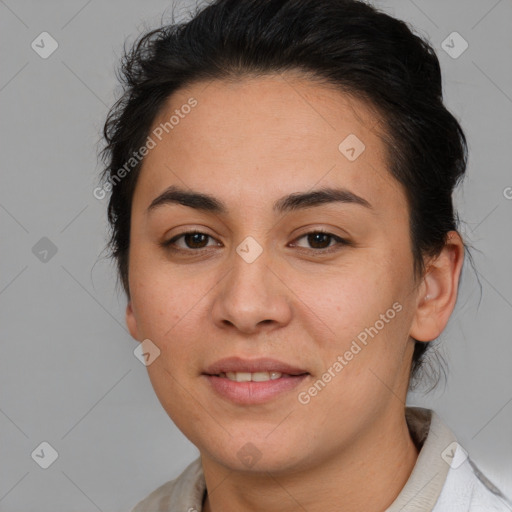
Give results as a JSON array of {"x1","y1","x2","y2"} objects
[{"x1": 385, "y1": 407, "x2": 456, "y2": 511}]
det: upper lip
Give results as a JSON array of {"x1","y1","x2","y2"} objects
[{"x1": 203, "y1": 357, "x2": 309, "y2": 375}]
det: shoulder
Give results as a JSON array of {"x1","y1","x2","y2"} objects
[
  {"x1": 389, "y1": 407, "x2": 511, "y2": 512},
  {"x1": 131, "y1": 457, "x2": 205, "y2": 512},
  {"x1": 433, "y1": 443, "x2": 512, "y2": 512}
]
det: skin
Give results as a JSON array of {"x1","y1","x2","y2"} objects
[{"x1": 125, "y1": 73, "x2": 464, "y2": 512}]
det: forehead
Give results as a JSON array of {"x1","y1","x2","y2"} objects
[{"x1": 133, "y1": 74, "x2": 405, "y2": 219}]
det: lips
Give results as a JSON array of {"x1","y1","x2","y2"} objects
[
  {"x1": 202, "y1": 357, "x2": 309, "y2": 404},
  {"x1": 203, "y1": 356, "x2": 309, "y2": 376}
]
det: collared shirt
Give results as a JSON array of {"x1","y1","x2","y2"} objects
[{"x1": 131, "y1": 407, "x2": 512, "y2": 511}]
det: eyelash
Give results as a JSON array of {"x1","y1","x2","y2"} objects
[{"x1": 161, "y1": 229, "x2": 350, "y2": 255}]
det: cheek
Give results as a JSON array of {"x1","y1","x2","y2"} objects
[
  {"x1": 128, "y1": 260, "x2": 217, "y2": 386},
  {"x1": 298, "y1": 262, "x2": 396, "y2": 337},
  {"x1": 128, "y1": 247, "x2": 204, "y2": 335},
  {"x1": 298, "y1": 260, "x2": 409, "y2": 388}
]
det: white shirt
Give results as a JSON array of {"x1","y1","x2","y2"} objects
[{"x1": 131, "y1": 407, "x2": 512, "y2": 511}]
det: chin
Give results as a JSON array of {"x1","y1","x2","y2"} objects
[{"x1": 199, "y1": 432, "x2": 312, "y2": 474}]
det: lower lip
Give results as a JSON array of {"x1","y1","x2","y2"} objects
[{"x1": 203, "y1": 374, "x2": 309, "y2": 405}]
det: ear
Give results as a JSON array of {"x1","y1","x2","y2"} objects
[
  {"x1": 409, "y1": 231, "x2": 465, "y2": 342},
  {"x1": 126, "y1": 300, "x2": 141, "y2": 342}
]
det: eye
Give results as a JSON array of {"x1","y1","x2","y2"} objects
[
  {"x1": 162, "y1": 230, "x2": 221, "y2": 251},
  {"x1": 290, "y1": 230, "x2": 349, "y2": 253}
]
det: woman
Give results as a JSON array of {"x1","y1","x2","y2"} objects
[{"x1": 99, "y1": 0, "x2": 511, "y2": 510}]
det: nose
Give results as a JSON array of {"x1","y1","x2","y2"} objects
[{"x1": 211, "y1": 242, "x2": 293, "y2": 334}]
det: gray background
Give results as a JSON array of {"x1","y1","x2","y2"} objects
[{"x1": 1, "y1": 0, "x2": 511, "y2": 510}]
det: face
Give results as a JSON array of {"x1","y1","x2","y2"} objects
[{"x1": 126, "y1": 74, "x2": 426, "y2": 473}]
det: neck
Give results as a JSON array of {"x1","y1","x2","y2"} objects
[{"x1": 201, "y1": 408, "x2": 419, "y2": 512}]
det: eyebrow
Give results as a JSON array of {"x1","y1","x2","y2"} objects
[{"x1": 146, "y1": 184, "x2": 373, "y2": 216}]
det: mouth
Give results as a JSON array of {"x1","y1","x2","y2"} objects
[
  {"x1": 202, "y1": 357, "x2": 310, "y2": 404},
  {"x1": 215, "y1": 371, "x2": 306, "y2": 382},
  {"x1": 203, "y1": 356, "x2": 309, "y2": 376}
]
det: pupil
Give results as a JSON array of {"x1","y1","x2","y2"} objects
[
  {"x1": 309, "y1": 233, "x2": 330, "y2": 249},
  {"x1": 187, "y1": 233, "x2": 207, "y2": 248}
]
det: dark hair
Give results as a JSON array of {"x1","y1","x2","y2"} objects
[{"x1": 100, "y1": 0, "x2": 473, "y2": 388}]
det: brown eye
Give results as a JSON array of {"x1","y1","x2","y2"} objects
[
  {"x1": 182, "y1": 232, "x2": 210, "y2": 249},
  {"x1": 306, "y1": 232, "x2": 333, "y2": 249},
  {"x1": 162, "y1": 231, "x2": 219, "y2": 251},
  {"x1": 291, "y1": 230, "x2": 350, "y2": 254}
]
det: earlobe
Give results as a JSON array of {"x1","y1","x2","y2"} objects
[
  {"x1": 409, "y1": 232, "x2": 465, "y2": 343},
  {"x1": 126, "y1": 300, "x2": 141, "y2": 341}
]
